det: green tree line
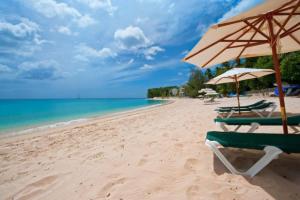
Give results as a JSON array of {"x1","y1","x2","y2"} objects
[
  {"x1": 147, "y1": 51, "x2": 300, "y2": 98},
  {"x1": 147, "y1": 86, "x2": 178, "y2": 98},
  {"x1": 185, "y1": 51, "x2": 300, "y2": 98}
]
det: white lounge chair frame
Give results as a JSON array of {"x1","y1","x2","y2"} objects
[
  {"x1": 205, "y1": 139, "x2": 283, "y2": 177},
  {"x1": 204, "y1": 96, "x2": 217, "y2": 104},
  {"x1": 217, "y1": 104, "x2": 277, "y2": 119},
  {"x1": 216, "y1": 121, "x2": 300, "y2": 133}
]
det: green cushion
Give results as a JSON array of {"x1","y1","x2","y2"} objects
[
  {"x1": 219, "y1": 100, "x2": 266, "y2": 109},
  {"x1": 217, "y1": 102, "x2": 273, "y2": 113},
  {"x1": 206, "y1": 131, "x2": 300, "y2": 153},
  {"x1": 215, "y1": 115, "x2": 300, "y2": 126}
]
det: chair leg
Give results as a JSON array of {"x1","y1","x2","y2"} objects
[
  {"x1": 233, "y1": 125, "x2": 242, "y2": 132},
  {"x1": 226, "y1": 110, "x2": 234, "y2": 118},
  {"x1": 267, "y1": 105, "x2": 277, "y2": 118},
  {"x1": 290, "y1": 126, "x2": 299, "y2": 133},
  {"x1": 205, "y1": 140, "x2": 242, "y2": 175},
  {"x1": 246, "y1": 146, "x2": 283, "y2": 177},
  {"x1": 252, "y1": 110, "x2": 264, "y2": 118},
  {"x1": 248, "y1": 123, "x2": 260, "y2": 133},
  {"x1": 205, "y1": 140, "x2": 283, "y2": 177},
  {"x1": 216, "y1": 122, "x2": 229, "y2": 131}
]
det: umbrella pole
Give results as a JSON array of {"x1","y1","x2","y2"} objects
[
  {"x1": 268, "y1": 17, "x2": 288, "y2": 134},
  {"x1": 234, "y1": 75, "x2": 241, "y2": 114}
]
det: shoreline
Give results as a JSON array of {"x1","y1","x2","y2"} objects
[{"x1": 0, "y1": 99, "x2": 173, "y2": 141}]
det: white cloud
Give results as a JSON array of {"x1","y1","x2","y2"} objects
[
  {"x1": 128, "y1": 58, "x2": 134, "y2": 64},
  {"x1": 18, "y1": 60, "x2": 63, "y2": 80},
  {"x1": 112, "y1": 57, "x2": 179, "y2": 84},
  {"x1": 77, "y1": 0, "x2": 117, "y2": 15},
  {"x1": 0, "y1": 64, "x2": 12, "y2": 73},
  {"x1": 168, "y1": 3, "x2": 175, "y2": 13},
  {"x1": 144, "y1": 46, "x2": 164, "y2": 60},
  {"x1": 0, "y1": 18, "x2": 40, "y2": 38},
  {"x1": 28, "y1": 0, "x2": 97, "y2": 28},
  {"x1": 139, "y1": 64, "x2": 153, "y2": 70},
  {"x1": 196, "y1": 23, "x2": 209, "y2": 36},
  {"x1": 75, "y1": 43, "x2": 117, "y2": 61},
  {"x1": 181, "y1": 49, "x2": 189, "y2": 55},
  {"x1": 114, "y1": 26, "x2": 151, "y2": 50},
  {"x1": 0, "y1": 18, "x2": 46, "y2": 56},
  {"x1": 218, "y1": 0, "x2": 262, "y2": 22},
  {"x1": 135, "y1": 17, "x2": 149, "y2": 24},
  {"x1": 29, "y1": 0, "x2": 81, "y2": 18},
  {"x1": 76, "y1": 15, "x2": 96, "y2": 28},
  {"x1": 57, "y1": 26, "x2": 74, "y2": 35}
]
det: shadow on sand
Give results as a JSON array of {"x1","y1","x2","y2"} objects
[{"x1": 212, "y1": 148, "x2": 300, "y2": 199}]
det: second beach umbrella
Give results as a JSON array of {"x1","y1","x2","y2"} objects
[{"x1": 205, "y1": 67, "x2": 275, "y2": 113}]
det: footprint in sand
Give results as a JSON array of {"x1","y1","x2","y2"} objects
[
  {"x1": 147, "y1": 141, "x2": 158, "y2": 147},
  {"x1": 184, "y1": 158, "x2": 201, "y2": 172},
  {"x1": 11, "y1": 175, "x2": 60, "y2": 200},
  {"x1": 175, "y1": 143, "x2": 184, "y2": 150},
  {"x1": 162, "y1": 133, "x2": 169, "y2": 138},
  {"x1": 113, "y1": 144, "x2": 125, "y2": 151},
  {"x1": 97, "y1": 177, "x2": 127, "y2": 198},
  {"x1": 138, "y1": 158, "x2": 148, "y2": 166},
  {"x1": 186, "y1": 185, "x2": 201, "y2": 200}
]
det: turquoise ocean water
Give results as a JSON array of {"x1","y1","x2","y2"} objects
[{"x1": 0, "y1": 99, "x2": 164, "y2": 133}]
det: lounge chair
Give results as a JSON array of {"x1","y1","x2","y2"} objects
[
  {"x1": 205, "y1": 131, "x2": 300, "y2": 177},
  {"x1": 215, "y1": 115, "x2": 300, "y2": 133},
  {"x1": 204, "y1": 96, "x2": 217, "y2": 104},
  {"x1": 218, "y1": 100, "x2": 266, "y2": 110},
  {"x1": 216, "y1": 102, "x2": 277, "y2": 118}
]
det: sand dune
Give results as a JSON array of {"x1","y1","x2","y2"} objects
[{"x1": 0, "y1": 97, "x2": 300, "y2": 200}]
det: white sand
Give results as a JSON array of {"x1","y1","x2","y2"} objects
[{"x1": 0, "y1": 97, "x2": 300, "y2": 200}]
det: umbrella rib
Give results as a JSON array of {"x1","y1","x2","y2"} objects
[
  {"x1": 284, "y1": 26, "x2": 300, "y2": 36},
  {"x1": 273, "y1": 18, "x2": 300, "y2": 45},
  {"x1": 244, "y1": 20, "x2": 270, "y2": 40},
  {"x1": 184, "y1": 17, "x2": 262, "y2": 61},
  {"x1": 281, "y1": 22, "x2": 300, "y2": 36},
  {"x1": 229, "y1": 41, "x2": 268, "y2": 48},
  {"x1": 276, "y1": 0, "x2": 299, "y2": 13},
  {"x1": 202, "y1": 19, "x2": 263, "y2": 67},
  {"x1": 274, "y1": 0, "x2": 300, "y2": 40},
  {"x1": 236, "y1": 19, "x2": 266, "y2": 59},
  {"x1": 237, "y1": 72, "x2": 248, "y2": 79},
  {"x1": 246, "y1": 73, "x2": 259, "y2": 79},
  {"x1": 274, "y1": 13, "x2": 300, "y2": 15},
  {"x1": 214, "y1": 77, "x2": 234, "y2": 85},
  {"x1": 222, "y1": 39, "x2": 267, "y2": 42},
  {"x1": 217, "y1": 0, "x2": 298, "y2": 28},
  {"x1": 276, "y1": 12, "x2": 300, "y2": 15}
]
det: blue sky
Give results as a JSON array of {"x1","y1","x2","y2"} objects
[{"x1": 0, "y1": 0, "x2": 263, "y2": 98}]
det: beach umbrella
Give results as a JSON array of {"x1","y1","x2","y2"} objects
[
  {"x1": 183, "y1": 0, "x2": 300, "y2": 134},
  {"x1": 205, "y1": 68, "x2": 275, "y2": 113}
]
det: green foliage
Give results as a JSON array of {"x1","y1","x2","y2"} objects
[
  {"x1": 204, "y1": 68, "x2": 213, "y2": 81},
  {"x1": 243, "y1": 56, "x2": 275, "y2": 90},
  {"x1": 280, "y1": 52, "x2": 300, "y2": 84},
  {"x1": 184, "y1": 69, "x2": 206, "y2": 98},
  {"x1": 147, "y1": 86, "x2": 178, "y2": 98},
  {"x1": 147, "y1": 51, "x2": 300, "y2": 98},
  {"x1": 215, "y1": 62, "x2": 235, "y2": 96}
]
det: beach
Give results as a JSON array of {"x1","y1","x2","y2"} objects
[{"x1": 0, "y1": 97, "x2": 300, "y2": 200}]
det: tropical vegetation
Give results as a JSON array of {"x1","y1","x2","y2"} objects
[{"x1": 147, "y1": 51, "x2": 300, "y2": 98}]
